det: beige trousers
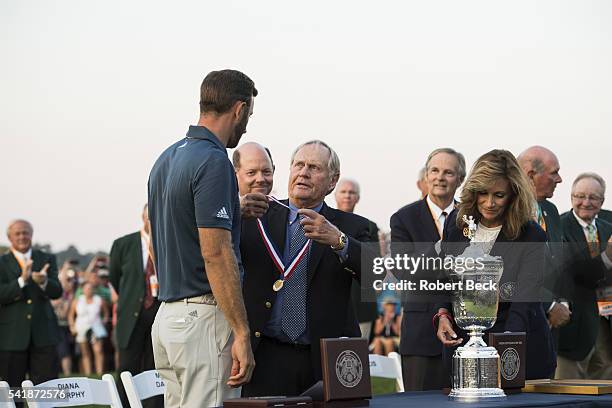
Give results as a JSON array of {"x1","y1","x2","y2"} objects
[
  {"x1": 359, "y1": 321, "x2": 373, "y2": 341},
  {"x1": 556, "y1": 317, "x2": 612, "y2": 380},
  {"x1": 152, "y1": 301, "x2": 240, "y2": 408}
]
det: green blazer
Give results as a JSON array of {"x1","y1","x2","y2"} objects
[
  {"x1": 557, "y1": 213, "x2": 611, "y2": 361},
  {"x1": 0, "y1": 249, "x2": 62, "y2": 351},
  {"x1": 540, "y1": 200, "x2": 563, "y2": 244},
  {"x1": 539, "y1": 200, "x2": 565, "y2": 305},
  {"x1": 109, "y1": 232, "x2": 146, "y2": 349},
  {"x1": 599, "y1": 209, "x2": 612, "y2": 224}
]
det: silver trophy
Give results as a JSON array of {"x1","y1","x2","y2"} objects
[{"x1": 448, "y1": 216, "x2": 506, "y2": 402}]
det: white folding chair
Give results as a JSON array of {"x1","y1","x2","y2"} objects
[
  {"x1": 120, "y1": 370, "x2": 165, "y2": 408},
  {"x1": 0, "y1": 381, "x2": 17, "y2": 408},
  {"x1": 369, "y1": 352, "x2": 404, "y2": 392},
  {"x1": 22, "y1": 374, "x2": 122, "y2": 408}
]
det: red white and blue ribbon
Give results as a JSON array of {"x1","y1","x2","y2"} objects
[{"x1": 256, "y1": 219, "x2": 310, "y2": 282}]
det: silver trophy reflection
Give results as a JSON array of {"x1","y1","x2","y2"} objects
[{"x1": 448, "y1": 215, "x2": 506, "y2": 402}]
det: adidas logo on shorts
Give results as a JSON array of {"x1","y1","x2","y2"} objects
[{"x1": 216, "y1": 207, "x2": 230, "y2": 219}]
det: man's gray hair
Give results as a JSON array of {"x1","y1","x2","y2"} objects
[
  {"x1": 337, "y1": 178, "x2": 360, "y2": 195},
  {"x1": 417, "y1": 166, "x2": 427, "y2": 181},
  {"x1": 517, "y1": 146, "x2": 557, "y2": 175},
  {"x1": 572, "y1": 172, "x2": 606, "y2": 195},
  {"x1": 290, "y1": 140, "x2": 340, "y2": 179},
  {"x1": 6, "y1": 219, "x2": 33, "y2": 236},
  {"x1": 425, "y1": 147, "x2": 467, "y2": 183}
]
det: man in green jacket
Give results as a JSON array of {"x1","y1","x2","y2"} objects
[
  {"x1": 109, "y1": 205, "x2": 162, "y2": 408},
  {"x1": 557, "y1": 173, "x2": 612, "y2": 379},
  {"x1": 0, "y1": 219, "x2": 62, "y2": 387},
  {"x1": 518, "y1": 146, "x2": 569, "y2": 329}
]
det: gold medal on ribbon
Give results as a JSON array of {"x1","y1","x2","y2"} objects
[{"x1": 273, "y1": 279, "x2": 284, "y2": 292}]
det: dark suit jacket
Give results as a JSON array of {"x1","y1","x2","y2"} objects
[
  {"x1": 350, "y1": 219, "x2": 379, "y2": 324},
  {"x1": 539, "y1": 200, "x2": 565, "y2": 308},
  {"x1": 0, "y1": 249, "x2": 62, "y2": 351},
  {"x1": 390, "y1": 198, "x2": 443, "y2": 356},
  {"x1": 241, "y1": 201, "x2": 370, "y2": 379},
  {"x1": 557, "y1": 213, "x2": 611, "y2": 361},
  {"x1": 109, "y1": 231, "x2": 146, "y2": 349},
  {"x1": 440, "y1": 213, "x2": 556, "y2": 380},
  {"x1": 598, "y1": 209, "x2": 612, "y2": 224}
]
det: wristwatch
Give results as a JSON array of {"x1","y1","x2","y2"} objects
[{"x1": 331, "y1": 231, "x2": 348, "y2": 251}]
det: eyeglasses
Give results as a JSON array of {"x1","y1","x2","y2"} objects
[{"x1": 571, "y1": 193, "x2": 603, "y2": 203}]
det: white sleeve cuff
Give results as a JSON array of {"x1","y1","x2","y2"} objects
[
  {"x1": 17, "y1": 277, "x2": 26, "y2": 288},
  {"x1": 601, "y1": 252, "x2": 612, "y2": 270}
]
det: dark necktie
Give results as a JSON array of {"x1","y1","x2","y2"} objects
[
  {"x1": 143, "y1": 256, "x2": 155, "y2": 310},
  {"x1": 281, "y1": 216, "x2": 309, "y2": 341},
  {"x1": 441, "y1": 211, "x2": 448, "y2": 228},
  {"x1": 437, "y1": 211, "x2": 448, "y2": 238}
]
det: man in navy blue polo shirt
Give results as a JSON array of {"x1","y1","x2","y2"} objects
[{"x1": 148, "y1": 70, "x2": 257, "y2": 408}]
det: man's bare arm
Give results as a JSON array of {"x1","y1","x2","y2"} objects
[{"x1": 199, "y1": 227, "x2": 254, "y2": 386}]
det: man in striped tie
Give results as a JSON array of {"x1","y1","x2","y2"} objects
[
  {"x1": 557, "y1": 173, "x2": 612, "y2": 379},
  {"x1": 0, "y1": 220, "x2": 62, "y2": 390},
  {"x1": 240, "y1": 140, "x2": 371, "y2": 397}
]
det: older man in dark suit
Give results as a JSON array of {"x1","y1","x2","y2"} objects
[
  {"x1": 334, "y1": 178, "x2": 380, "y2": 341},
  {"x1": 0, "y1": 219, "x2": 62, "y2": 388},
  {"x1": 518, "y1": 146, "x2": 569, "y2": 332},
  {"x1": 109, "y1": 204, "x2": 162, "y2": 408},
  {"x1": 240, "y1": 140, "x2": 370, "y2": 397},
  {"x1": 557, "y1": 173, "x2": 612, "y2": 380},
  {"x1": 390, "y1": 147, "x2": 465, "y2": 391}
]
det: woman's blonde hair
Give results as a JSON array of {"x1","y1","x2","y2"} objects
[{"x1": 457, "y1": 149, "x2": 535, "y2": 240}]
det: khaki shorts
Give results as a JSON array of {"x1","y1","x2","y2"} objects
[{"x1": 152, "y1": 300, "x2": 240, "y2": 408}]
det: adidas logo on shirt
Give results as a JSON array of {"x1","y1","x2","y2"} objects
[{"x1": 216, "y1": 207, "x2": 230, "y2": 219}]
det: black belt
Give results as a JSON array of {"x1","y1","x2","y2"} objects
[{"x1": 262, "y1": 335, "x2": 311, "y2": 351}]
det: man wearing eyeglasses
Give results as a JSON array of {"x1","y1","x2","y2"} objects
[{"x1": 556, "y1": 173, "x2": 612, "y2": 379}]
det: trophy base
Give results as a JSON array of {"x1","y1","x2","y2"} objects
[
  {"x1": 449, "y1": 387, "x2": 506, "y2": 402},
  {"x1": 450, "y1": 344, "x2": 506, "y2": 402}
]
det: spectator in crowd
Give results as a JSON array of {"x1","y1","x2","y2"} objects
[
  {"x1": 95, "y1": 264, "x2": 116, "y2": 372},
  {"x1": 371, "y1": 301, "x2": 402, "y2": 355},
  {"x1": 391, "y1": 147, "x2": 465, "y2": 391},
  {"x1": 233, "y1": 141, "x2": 274, "y2": 218},
  {"x1": 109, "y1": 204, "x2": 163, "y2": 408},
  {"x1": 416, "y1": 166, "x2": 428, "y2": 199},
  {"x1": 240, "y1": 140, "x2": 371, "y2": 396},
  {"x1": 148, "y1": 70, "x2": 256, "y2": 407},
  {"x1": 556, "y1": 173, "x2": 612, "y2": 379},
  {"x1": 52, "y1": 261, "x2": 78, "y2": 376},
  {"x1": 0, "y1": 219, "x2": 62, "y2": 387},
  {"x1": 75, "y1": 257, "x2": 112, "y2": 304},
  {"x1": 334, "y1": 178, "x2": 380, "y2": 340},
  {"x1": 68, "y1": 281, "x2": 109, "y2": 376},
  {"x1": 436, "y1": 149, "x2": 556, "y2": 380}
]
